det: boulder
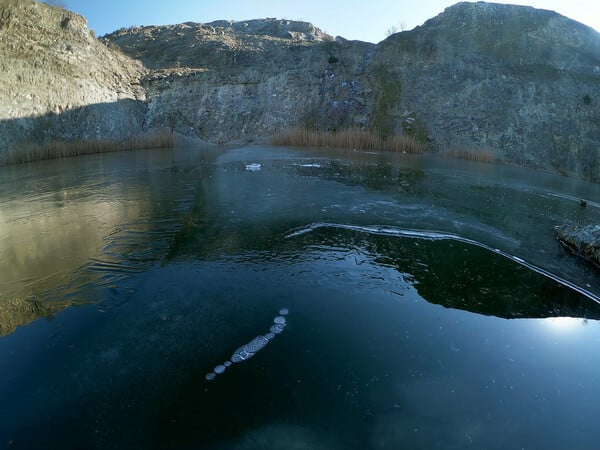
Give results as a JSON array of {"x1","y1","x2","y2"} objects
[{"x1": 556, "y1": 224, "x2": 600, "y2": 269}]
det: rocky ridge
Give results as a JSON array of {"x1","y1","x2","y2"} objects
[
  {"x1": 1, "y1": 1, "x2": 599, "y2": 181},
  {"x1": 373, "y1": 2, "x2": 600, "y2": 180},
  {"x1": 0, "y1": 0, "x2": 147, "y2": 152},
  {"x1": 102, "y1": 18, "x2": 375, "y2": 144}
]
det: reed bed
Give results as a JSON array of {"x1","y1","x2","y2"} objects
[
  {"x1": 2, "y1": 128, "x2": 175, "y2": 165},
  {"x1": 441, "y1": 146, "x2": 496, "y2": 163},
  {"x1": 271, "y1": 127, "x2": 424, "y2": 153}
]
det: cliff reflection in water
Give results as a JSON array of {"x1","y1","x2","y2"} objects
[
  {"x1": 0, "y1": 193, "x2": 144, "y2": 335},
  {"x1": 0, "y1": 150, "x2": 214, "y2": 336},
  {"x1": 1, "y1": 145, "x2": 599, "y2": 338},
  {"x1": 288, "y1": 226, "x2": 600, "y2": 320}
]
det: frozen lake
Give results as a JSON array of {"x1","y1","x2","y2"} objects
[{"x1": 1, "y1": 145, "x2": 599, "y2": 449}]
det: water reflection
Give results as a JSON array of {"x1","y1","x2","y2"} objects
[
  {"x1": 0, "y1": 188, "x2": 144, "y2": 336},
  {"x1": 0, "y1": 145, "x2": 599, "y2": 337},
  {"x1": 1, "y1": 146, "x2": 600, "y2": 448},
  {"x1": 0, "y1": 149, "x2": 215, "y2": 335},
  {"x1": 286, "y1": 225, "x2": 600, "y2": 320},
  {"x1": 542, "y1": 316, "x2": 588, "y2": 332}
]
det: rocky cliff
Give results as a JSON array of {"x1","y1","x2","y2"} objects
[
  {"x1": 1, "y1": 1, "x2": 599, "y2": 181},
  {"x1": 0, "y1": 0, "x2": 147, "y2": 156},
  {"x1": 373, "y1": 2, "x2": 600, "y2": 180},
  {"x1": 102, "y1": 18, "x2": 375, "y2": 144}
]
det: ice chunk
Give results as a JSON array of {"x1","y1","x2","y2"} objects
[{"x1": 245, "y1": 163, "x2": 261, "y2": 172}]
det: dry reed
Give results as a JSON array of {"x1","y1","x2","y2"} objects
[
  {"x1": 2, "y1": 128, "x2": 175, "y2": 165},
  {"x1": 271, "y1": 127, "x2": 424, "y2": 154},
  {"x1": 442, "y1": 147, "x2": 496, "y2": 163}
]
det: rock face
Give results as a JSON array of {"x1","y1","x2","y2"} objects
[
  {"x1": 1, "y1": 1, "x2": 600, "y2": 181},
  {"x1": 103, "y1": 19, "x2": 375, "y2": 144},
  {"x1": 373, "y1": 2, "x2": 600, "y2": 180},
  {"x1": 0, "y1": 0, "x2": 147, "y2": 158},
  {"x1": 556, "y1": 224, "x2": 600, "y2": 269}
]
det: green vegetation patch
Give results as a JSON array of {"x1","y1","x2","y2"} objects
[
  {"x1": 371, "y1": 65, "x2": 402, "y2": 139},
  {"x1": 402, "y1": 115, "x2": 428, "y2": 142}
]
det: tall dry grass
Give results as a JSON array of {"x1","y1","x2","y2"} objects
[
  {"x1": 271, "y1": 127, "x2": 424, "y2": 154},
  {"x1": 441, "y1": 146, "x2": 496, "y2": 164},
  {"x1": 3, "y1": 128, "x2": 175, "y2": 165}
]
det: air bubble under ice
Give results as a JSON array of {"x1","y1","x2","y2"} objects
[
  {"x1": 244, "y1": 335, "x2": 268, "y2": 353},
  {"x1": 270, "y1": 324, "x2": 285, "y2": 334},
  {"x1": 204, "y1": 308, "x2": 289, "y2": 381}
]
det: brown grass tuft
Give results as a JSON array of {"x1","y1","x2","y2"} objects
[
  {"x1": 442, "y1": 146, "x2": 496, "y2": 163},
  {"x1": 271, "y1": 127, "x2": 424, "y2": 154},
  {"x1": 381, "y1": 134, "x2": 423, "y2": 153},
  {"x1": 3, "y1": 128, "x2": 175, "y2": 165}
]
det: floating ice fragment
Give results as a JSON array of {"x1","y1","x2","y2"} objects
[
  {"x1": 214, "y1": 365, "x2": 226, "y2": 374},
  {"x1": 223, "y1": 361, "x2": 232, "y2": 367},
  {"x1": 279, "y1": 308, "x2": 289, "y2": 316},
  {"x1": 274, "y1": 316, "x2": 286, "y2": 325},
  {"x1": 245, "y1": 163, "x2": 261, "y2": 172},
  {"x1": 205, "y1": 372, "x2": 216, "y2": 381},
  {"x1": 264, "y1": 332, "x2": 275, "y2": 340}
]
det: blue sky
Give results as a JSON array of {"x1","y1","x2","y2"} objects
[{"x1": 54, "y1": 0, "x2": 599, "y2": 42}]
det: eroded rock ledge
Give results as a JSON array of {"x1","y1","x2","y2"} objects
[{"x1": 556, "y1": 224, "x2": 600, "y2": 269}]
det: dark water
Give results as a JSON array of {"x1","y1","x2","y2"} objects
[{"x1": 1, "y1": 146, "x2": 599, "y2": 449}]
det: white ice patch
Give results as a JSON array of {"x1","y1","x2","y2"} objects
[{"x1": 245, "y1": 163, "x2": 262, "y2": 172}]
